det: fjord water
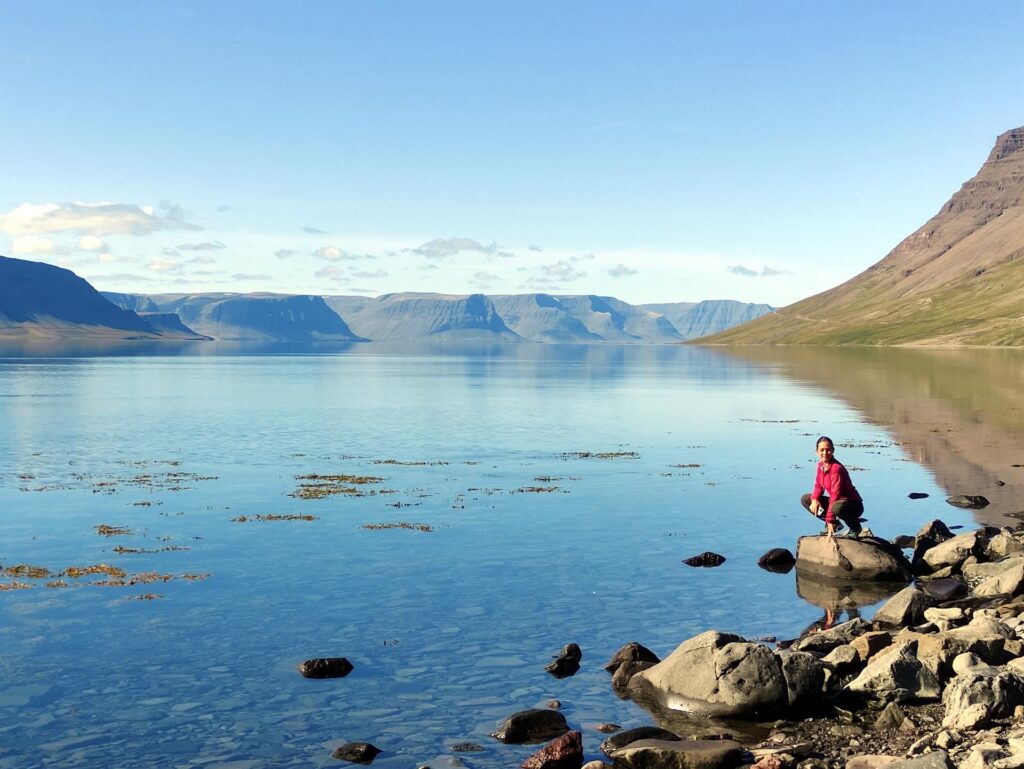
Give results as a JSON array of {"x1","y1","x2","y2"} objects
[{"x1": 0, "y1": 343, "x2": 1011, "y2": 769}]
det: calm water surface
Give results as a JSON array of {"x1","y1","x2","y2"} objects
[{"x1": 0, "y1": 343, "x2": 1005, "y2": 768}]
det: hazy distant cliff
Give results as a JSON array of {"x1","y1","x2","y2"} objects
[
  {"x1": 0, "y1": 256, "x2": 201, "y2": 340},
  {"x1": 324, "y1": 292, "x2": 520, "y2": 341},
  {"x1": 641, "y1": 300, "x2": 775, "y2": 340},
  {"x1": 491, "y1": 294, "x2": 688, "y2": 343}
]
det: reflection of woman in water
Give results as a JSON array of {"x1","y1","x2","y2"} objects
[{"x1": 801, "y1": 436, "x2": 863, "y2": 538}]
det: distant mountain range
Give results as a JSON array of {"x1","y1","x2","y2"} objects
[
  {"x1": 0, "y1": 255, "x2": 773, "y2": 343},
  {"x1": 705, "y1": 126, "x2": 1024, "y2": 346}
]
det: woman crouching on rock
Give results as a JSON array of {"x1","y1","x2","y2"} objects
[{"x1": 801, "y1": 435, "x2": 864, "y2": 538}]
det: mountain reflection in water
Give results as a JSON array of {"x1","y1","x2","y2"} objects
[{"x1": 717, "y1": 346, "x2": 1024, "y2": 525}]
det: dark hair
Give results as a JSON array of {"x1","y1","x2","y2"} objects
[{"x1": 815, "y1": 436, "x2": 834, "y2": 449}]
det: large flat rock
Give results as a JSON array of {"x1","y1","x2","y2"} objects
[{"x1": 796, "y1": 536, "x2": 912, "y2": 582}]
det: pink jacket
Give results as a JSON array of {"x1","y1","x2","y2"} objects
[{"x1": 812, "y1": 459, "x2": 862, "y2": 523}]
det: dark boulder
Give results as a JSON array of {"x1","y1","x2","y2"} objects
[
  {"x1": 332, "y1": 742, "x2": 381, "y2": 764},
  {"x1": 922, "y1": 578, "x2": 969, "y2": 603},
  {"x1": 612, "y1": 659, "x2": 656, "y2": 691},
  {"x1": 299, "y1": 657, "x2": 354, "y2": 679},
  {"x1": 757, "y1": 548, "x2": 796, "y2": 573},
  {"x1": 908, "y1": 493, "x2": 930, "y2": 500},
  {"x1": 492, "y1": 709, "x2": 570, "y2": 744},
  {"x1": 894, "y1": 535, "x2": 915, "y2": 549},
  {"x1": 915, "y1": 520, "x2": 953, "y2": 544},
  {"x1": 600, "y1": 726, "x2": 681, "y2": 757},
  {"x1": 604, "y1": 642, "x2": 660, "y2": 673},
  {"x1": 522, "y1": 730, "x2": 584, "y2": 769},
  {"x1": 684, "y1": 551, "x2": 726, "y2": 568},
  {"x1": 947, "y1": 495, "x2": 990, "y2": 509},
  {"x1": 546, "y1": 643, "x2": 582, "y2": 679}
]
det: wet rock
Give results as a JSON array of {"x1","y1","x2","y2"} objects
[
  {"x1": 546, "y1": 643, "x2": 582, "y2": 679},
  {"x1": 844, "y1": 641, "x2": 940, "y2": 703},
  {"x1": 546, "y1": 700, "x2": 562, "y2": 709},
  {"x1": 299, "y1": 657, "x2": 354, "y2": 679},
  {"x1": 521, "y1": 730, "x2": 583, "y2": 769},
  {"x1": 921, "y1": 578, "x2": 968, "y2": 603},
  {"x1": 332, "y1": 742, "x2": 381, "y2": 764},
  {"x1": 684, "y1": 552, "x2": 727, "y2": 568},
  {"x1": 605, "y1": 642, "x2": 660, "y2": 673},
  {"x1": 628, "y1": 630, "x2": 787, "y2": 718},
  {"x1": 492, "y1": 709, "x2": 570, "y2": 744},
  {"x1": 894, "y1": 535, "x2": 916, "y2": 549},
  {"x1": 612, "y1": 660, "x2": 656, "y2": 690},
  {"x1": 758, "y1": 548, "x2": 796, "y2": 573},
  {"x1": 596, "y1": 723, "x2": 621, "y2": 733},
  {"x1": 873, "y1": 587, "x2": 931, "y2": 627},
  {"x1": 600, "y1": 726, "x2": 681, "y2": 756},
  {"x1": 608, "y1": 738, "x2": 743, "y2": 769},
  {"x1": 795, "y1": 536, "x2": 912, "y2": 582},
  {"x1": 947, "y1": 496, "x2": 990, "y2": 510},
  {"x1": 909, "y1": 493, "x2": 930, "y2": 500}
]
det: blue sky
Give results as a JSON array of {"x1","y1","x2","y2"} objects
[{"x1": 1, "y1": 1, "x2": 1021, "y2": 306}]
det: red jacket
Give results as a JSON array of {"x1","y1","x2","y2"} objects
[{"x1": 812, "y1": 459, "x2": 862, "y2": 523}]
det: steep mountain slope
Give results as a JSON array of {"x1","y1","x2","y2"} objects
[
  {"x1": 640, "y1": 300, "x2": 774, "y2": 340},
  {"x1": 325, "y1": 292, "x2": 521, "y2": 341},
  {"x1": 142, "y1": 293, "x2": 366, "y2": 341},
  {"x1": 0, "y1": 255, "x2": 200, "y2": 340},
  {"x1": 704, "y1": 127, "x2": 1024, "y2": 346}
]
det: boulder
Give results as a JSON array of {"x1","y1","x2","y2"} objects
[
  {"x1": 492, "y1": 709, "x2": 570, "y2": 744},
  {"x1": 758, "y1": 548, "x2": 796, "y2": 573},
  {"x1": 299, "y1": 657, "x2": 354, "y2": 679},
  {"x1": 947, "y1": 495, "x2": 990, "y2": 509},
  {"x1": 882, "y1": 754, "x2": 954, "y2": 769},
  {"x1": 628, "y1": 630, "x2": 787, "y2": 718},
  {"x1": 844, "y1": 642, "x2": 940, "y2": 703},
  {"x1": 847, "y1": 757, "x2": 900, "y2": 769},
  {"x1": 908, "y1": 493, "x2": 930, "y2": 500},
  {"x1": 795, "y1": 536, "x2": 912, "y2": 582},
  {"x1": 894, "y1": 535, "x2": 916, "y2": 549},
  {"x1": 607, "y1": 739, "x2": 743, "y2": 769},
  {"x1": 600, "y1": 727, "x2": 681, "y2": 757},
  {"x1": 522, "y1": 730, "x2": 584, "y2": 769},
  {"x1": 873, "y1": 702, "x2": 910, "y2": 730},
  {"x1": 921, "y1": 531, "x2": 987, "y2": 572},
  {"x1": 942, "y1": 667, "x2": 1024, "y2": 730},
  {"x1": 605, "y1": 642, "x2": 660, "y2": 673},
  {"x1": 546, "y1": 643, "x2": 582, "y2": 679},
  {"x1": 974, "y1": 561, "x2": 1024, "y2": 598},
  {"x1": 963, "y1": 557, "x2": 1024, "y2": 583},
  {"x1": 983, "y1": 532, "x2": 1024, "y2": 561},
  {"x1": 915, "y1": 520, "x2": 953, "y2": 544},
  {"x1": 776, "y1": 650, "x2": 825, "y2": 709},
  {"x1": 612, "y1": 660, "x2": 656, "y2": 690},
  {"x1": 921, "y1": 578, "x2": 968, "y2": 603},
  {"x1": 332, "y1": 742, "x2": 381, "y2": 764},
  {"x1": 850, "y1": 631, "x2": 893, "y2": 663},
  {"x1": 923, "y1": 607, "x2": 968, "y2": 632},
  {"x1": 822, "y1": 644, "x2": 862, "y2": 679},
  {"x1": 794, "y1": 617, "x2": 871, "y2": 655},
  {"x1": 873, "y1": 588, "x2": 931, "y2": 627}
]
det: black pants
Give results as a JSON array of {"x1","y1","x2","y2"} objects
[{"x1": 801, "y1": 493, "x2": 863, "y2": 534}]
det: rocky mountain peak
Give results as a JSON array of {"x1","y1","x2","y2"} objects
[{"x1": 986, "y1": 126, "x2": 1024, "y2": 163}]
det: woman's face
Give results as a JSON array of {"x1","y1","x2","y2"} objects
[{"x1": 816, "y1": 441, "x2": 835, "y2": 463}]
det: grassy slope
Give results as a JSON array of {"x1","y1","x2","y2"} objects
[{"x1": 703, "y1": 128, "x2": 1024, "y2": 347}]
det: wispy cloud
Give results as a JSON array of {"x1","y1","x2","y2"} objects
[
  {"x1": 315, "y1": 245, "x2": 370, "y2": 261},
  {"x1": 232, "y1": 273, "x2": 271, "y2": 281},
  {"x1": 0, "y1": 201, "x2": 200, "y2": 237},
  {"x1": 408, "y1": 237, "x2": 501, "y2": 260},
  {"x1": 303, "y1": 226, "x2": 326, "y2": 234},
  {"x1": 187, "y1": 255, "x2": 216, "y2": 264},
  {"x1": 470, "y1": 271, "x2": 501, "y2": 290},
  {"x1": 608, "y1": 264, "x2": 637, "y2": 278},
  {"x1": 175, "y1": 240, "x2": 226, "y2": 251},
  {"x1": 147, "y1": 257, "x2": 184, "y2": 273},
  {"x1": 275, "y1": 249, "x2": 296, "y2": 259},
  {"x1": 728, "y1": 264, "x2": 792, "y2": 277}
]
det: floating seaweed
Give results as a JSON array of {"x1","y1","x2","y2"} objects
[
  {"x1": 232, "y1": 514, "x2": 317, "y2": 522},
  {"x1": 0, "y1": 581, "x2": 31, "y2": 591},
  {"x1": 372, "y1": 459, "x2": 449, "y2": 466},
  {"x1": 291, "y1": 473, "x2": 387, "y2": 500},
  {"x1": 511, "y1": 486, "x2": 560, "y2": 494},
  {"x1": 560, "y1": 451, "x2": 639, "y2": 460},
  {"x1": 4, "y1": 564, "x2": 53, "y2": 579},
  {"x1": 361, "y1": 522, "x2": 434, "y2": 533},
  {"x1": 96, "y1": 524, "x2": 133, "y2": 536}
]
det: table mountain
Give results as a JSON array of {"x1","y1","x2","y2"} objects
[
  {"x1": 323, "y1": 292, "x2": 520, "y2": 341},
  {"x1": 704, "y1": 126, "x2": 1024, "y2": 346}
]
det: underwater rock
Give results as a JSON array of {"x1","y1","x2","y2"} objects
[
  {"x1": 684, "y1": 552, "x2": 726, "y2": 568},
  {"x1": 299, "y1": 657, "x2": 354, "y2": 679}
]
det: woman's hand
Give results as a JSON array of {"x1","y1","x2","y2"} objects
[{"x1": 809, "y1": 499, "x2": 820, "y2": 515}]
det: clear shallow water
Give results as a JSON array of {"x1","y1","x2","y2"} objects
[{"x1": 0, "y1": 343, "x2": 986, "y2": 768}]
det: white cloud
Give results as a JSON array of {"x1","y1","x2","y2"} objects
[
  {"x1": 539, "y1": 259, "x2": 587, "y2": 281},
  {"x1": 78, "y1": 235, "x2": 107, "y2": 252},
  {"x1": 728, "y1": 264, "x2": 792, "y2": 277},
  {"x1": 175, "y1": 240, "x2": 225, "y2": 251},
  {"x1": 408, "y1": 237, "x2": 500, "y2": 260},
  {"x1": 147, "y1": 257, "x2": 184, "y2": 273},
  {"x1": 11, "y1": 235, "x2": 64, "y2": 255},
  {"x1": 470, "y1": 271, "x2": 501, "y2": 289},
  {"x1": 0, "y1": 201, "x2": 200, "y2": 236},
  {"x1": 351, "y1": 269, "x2": 387, "y2": 279},
  {"x1": 232, "y1": 273, "x2": 271, "y2": 281},
  {"x1": 608, "y1": 264, "x2": 638, "y2": 278},
  {"x1": 188, "y1": 255, "x2": 216, "y2": 264},
  {"x1": 314, "y1": 265, "x2": 347, "y2": 280},
  {"x1": 315, "y1": 245, "x2": 365, "y2": 261}
]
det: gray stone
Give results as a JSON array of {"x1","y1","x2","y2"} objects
[
  {"x1": 850, "y1": 632, "x2": 893, "y2": 663},
  {"x1": 332, "y1": 742, "x2": 382, "y2": 764},
  {"x1": 612, "y1": 659, "x2": 656, "y2": 690},
  {"x1": 608, "y1": 739, "x2": 743, "y2": 769},
  {"x1": 883, "y1": 753, "x2": 954, "y2": 769},
  {"x1": 922, "y1": 531, "x2": 986, "y2": 572},
  {"x1": 874, "y1": 587, "x2": 931, "y2": 627},
  {"x1": 921, "y1": 578, "x2": 968, "y2": 603},
  {"x1": 844, "y1": 642, "x2": 941, "y2": 703},
  {"x1": 600, "y1": 727, "x2": 680, "y2": 757},
  {"x1": 823, "y1": 645, "x2": 862, "y2": 678},
  {"x1": 916, "y1": 520, "x2": 953, "y2": 543},
  {"x1": 492, "y1": 709, "x2": 570, "y2": 744},
  {"x1": 873, "y1": 702, "x2": 908, "y2": 730},
  {"x1": 846, "y1": 757, "x2": 900, "y2": 769},
  {"x1": 964, "y1": 558, "x2": 1024, "y2": 583},
  {"x1": 947, "y1": 496, "x2": 990, "y2": 509},
  {"x1": 942, "y1": 667, "x2": 1024, "y2": 730},
  {"x1": 776, "y1": 650, "x2": 825, "y2": 709},
  {"x1": 984, "y1": 533, "x2": 1024, "y2": 561},
  {"x1": 795, "y1": 536, "x2": 912, "y2": 582},
  {"x1": 794, "y1": 617, "x2": 871, "y2": 654},
  {"x1": 629, "y1": 630, "x2": 787, "y2": 718},
  {"x1": 975, "y1": 562, "x2": 1024, "y2": 598}
]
